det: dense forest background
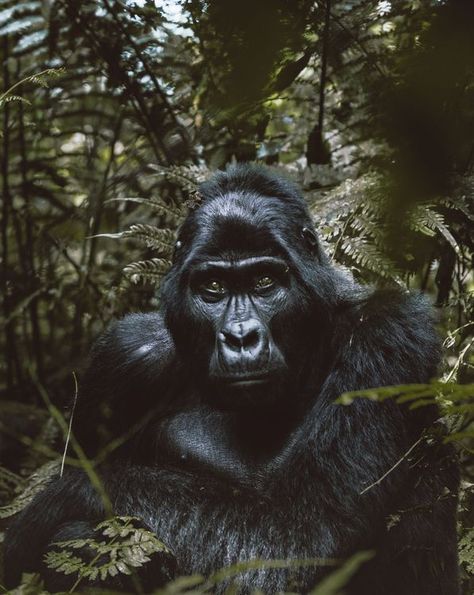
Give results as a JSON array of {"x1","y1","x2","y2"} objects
[{"x1": 0, "y1": 0, "x2": 473, "y2": 592}]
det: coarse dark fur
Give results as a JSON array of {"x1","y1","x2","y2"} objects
[{"x1": 5, "y1": 165, "x2": 459, "y2": 594}]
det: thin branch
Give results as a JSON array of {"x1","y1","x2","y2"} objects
[
  {"x1": 60, "y1": 372, "x2": 79, "y2": 477},
  {"x1": 28, "y1": 366, "x2": 113, "y2": 516},
  {"x1": 330, "y1": 10, "x2": 387, "y2": 78},
  {"x1": 360, "y1": 437, "x2": 423, "y2": 495}
]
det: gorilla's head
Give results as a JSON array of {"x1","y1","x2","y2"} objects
[{"x1": 161, "y1": 165, "x2": 341, "y2": 410}]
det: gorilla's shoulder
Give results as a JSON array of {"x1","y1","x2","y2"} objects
[
  {"x1": 87, "y1": 312, "x2": 175, "y2": 379},
  {"x1": 76, "y1": 313, "x2": 176, "y2": 452},
  {"x1": 357, "y1": 288, "x2": 437, "y2": 328},
  {"x1": 341, "y1": 289, "x2": 441, "y2": 383}
]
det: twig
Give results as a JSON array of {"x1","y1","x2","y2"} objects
[
  {"x1": 444, "y1": 337, "x2": 474, "y2": 383},
  {"x1": 27, "y1": 366, "x2": 113, "y2": 516},
  {"x1": 329, "y1": 10, "x2": 387, "y2": 78},
  {"x1": 360, "y1": 436, "x2": 423, "y2": 495},
  {"x1": 60, "y1": 372, "x2": 79, "y2": 477}
]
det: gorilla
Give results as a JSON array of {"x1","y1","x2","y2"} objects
[{"x1": 5, "y1": 165, "x2": 459, "y2": 594}]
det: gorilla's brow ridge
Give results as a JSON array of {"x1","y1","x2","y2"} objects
[{"x1": 189, "y1": 256, "x2": 289, "y2": 276}]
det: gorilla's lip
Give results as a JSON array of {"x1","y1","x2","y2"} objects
[{"x1": 218, "y1": 374, "x2": 272, "y2": 387}]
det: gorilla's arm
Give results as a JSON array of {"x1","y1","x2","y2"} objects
[
  {"x1": 4, "y1": 313, "x2": 178, "y2": 590},
  {"x1": 4, "y1": 466, "x2": 179, "y2": 591},
  {"x1": 321, "y1": 289, "x2": 459, "y2": 594},
  {"x1": 4, "y1": 470, "x2": 105, "y2": 589}
]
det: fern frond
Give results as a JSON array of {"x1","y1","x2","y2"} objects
[
  {"x1": 29, "y1": 67, "x2": 65, "y2": 87},
  {"x1": 0, "y1": 460, "x2": 60, "y2": 519},
  {"x1": 96, "y1": 225, "x2": 175, "y2": 255},
  {"x1": 44, "y1": 550, "x2": 86, "y2": 577},
  {"x1": 310, "y1": 173, "x2": 461, "y2": 283},
  {"x1": 459, "y1": 528, "x2": 474, "y2": 575},
  {"x1": 124, "y1": 225, "x2": 175, "y2": 253},
  {"x1": 107, "y1": 196, "x2": 184, "y2": 220},
  {"x1": 0, "y1": 67, "x2": 65, "y2": 104},
  {"x1": 45, "y1": 516, "x2": 172, "y2": 584},
  {"x1": 0, "y1": 94, "x2": 31, "y2": 106},
  {"x1": 123, "y1": 258, "x2": 171, "y2": 284},
  {"x1": 150, "y1": 163, "x2": 211, "y2": 194},
  {"x1": 409, "y1": 205, "x2": 460, "y2": 253},
  {"x1": 340, "y1": 237, "x2": 401, "y2": 281},
  {"x1": 350, "y1": 213, "x2": 387, "y2": 244},
  {"x1": 311, "y1": 174, "x2": 382, "y2": 218}
]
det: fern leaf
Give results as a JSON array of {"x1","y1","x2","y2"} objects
[
  {"x1": 44, "y1": 550, "x2": 86, "y2": 575},
  {"x1": 107, "y1": 196, "x2": 184, "y2": 219},
  {"x1": 340, "y1": 237, "x2": 401, "y2": 280},
  {"x1": 123, "y1": 258, "x2": 171, "y2": 284},
  {"x1": 150, "y1": 163, "x2": 210, "y2": 194},
  {"x1": 410, "y1": 205, "x2": 460, "y2": 253},
  {"x1": 0, "y1": 94, "x2": 31, "y2": 106},
  {"x1": 124, "y1": 225, "x2": 175, "y2": 253},
  {"x1": 95, "y1": 225, "x2": 175, "y2": 255},
  {"x1": 0, "y1": 460, "x2": 60, "y2": 519},
  {"x1": 45, "y1": 516, "x2": 173, "y2": 585}
]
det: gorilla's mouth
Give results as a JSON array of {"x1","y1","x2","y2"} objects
[
  {"x1": 212, "y1": 371, "x2": 275, "y2": 387},
  {"x1": 206, "y1": 372, "x2": 281, "y2": 411},
  {"x1": 223, "y1": 375, "x2": 270, "y2": 388}
]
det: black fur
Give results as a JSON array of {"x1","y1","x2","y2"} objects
[{"x1": 5, "y1": 165, "x2": 459, "y2": 594}]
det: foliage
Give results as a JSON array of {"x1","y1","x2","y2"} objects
[
  {"x1": 44, "y1": 516, "x2": 172, "y2": 588},
  {"x1": 337, "y1": 381, "x2": 474, "y2": 412},
  {"x1": 124, "y1": 257, "x2": 173, "y2": 284},
  {"x1": 5, "y1": 573, "x2": 48, "y2": 595},
  {"x1": 308, "y1": 551, "x2": 374, "y2": 595},
  {"x1": 459, "y1": 529, "x2": 474, "y2": 577},
  {"x1": 0, "y1": 0, "x2": 473, "y2": 593},
  {"x1": 0, "y1": 460, "x2": 60, "y2": 519},
  {"x1": 42, "y1": 539, "x2": 374, "y2": 595}
]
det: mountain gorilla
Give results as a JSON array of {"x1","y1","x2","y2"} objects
[{"x1": 5, "y1": 165, "x2": 459, "y2": 594}]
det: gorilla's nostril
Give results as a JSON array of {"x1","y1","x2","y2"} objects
[
  {"x1": 222, "y1": 330, "x2": 243, "y2": 350},
  {"x1": 242, "y1": 329, "x2": 260, "y2": 350},
  {"x1": 221, "y1": 320, "x2": 263, "y2": 352}
]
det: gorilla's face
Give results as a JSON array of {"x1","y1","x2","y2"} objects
[
  {"x1": 188, "y1": 253, "x2": 290, "y2": 407},
  {"x1": 161, "y1": 192, "x2": 320, "y2": 410}
]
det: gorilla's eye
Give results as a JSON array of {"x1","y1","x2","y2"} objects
[
  {"x1": 201, "y1": 280, "x2": 226, "y2": 295},
  {"x1": 254, "y1": 276, "x2": 275, "y2": 291}
]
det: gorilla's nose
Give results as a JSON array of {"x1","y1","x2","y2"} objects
[{"x1": 220, "y1": 319, "x2": 264, "y2": 354}]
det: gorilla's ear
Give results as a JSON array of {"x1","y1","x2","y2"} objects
[{"x1": 301, "y1": 227, "x2": 319, "y2": 253}]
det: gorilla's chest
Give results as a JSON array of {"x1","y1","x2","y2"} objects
[
  {"x1": 154, "y1": 408, "x2": 293, "y2": 483},
  {"x1": 118, "y1": 462, "x2": 357, "y2": 593}
]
